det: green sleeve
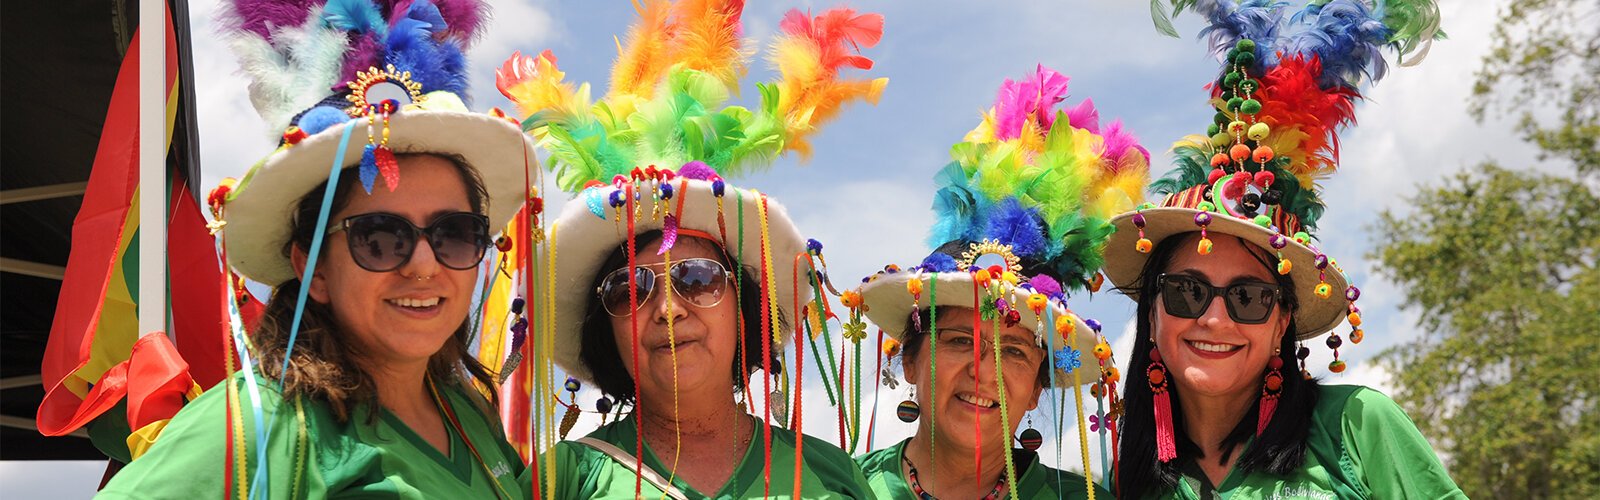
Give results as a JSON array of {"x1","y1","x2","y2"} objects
[
  {"x1": 533, "y1": 440, "x2": 598, "y2": 499},
  {"x1": 1341, "y1": 388, "x2": 1466, "y2": 499},
  {"x1": 97, "y1": 375, "x2": 318, "y2": 500}
]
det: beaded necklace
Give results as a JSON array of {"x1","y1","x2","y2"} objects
[{"x1": 901, "y1": 447, "x2": 1008, "y2": 500}]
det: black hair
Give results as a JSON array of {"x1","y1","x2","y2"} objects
[
  {"x1": 900, "y1": 306, "x2": 1051, "y2": 388},
  {"x1": 1114, "y1": 232, "x2": 1320, "y2": 498},
  {"x1": 577, "y1": 230, "x2": 781, "y2": 406}
]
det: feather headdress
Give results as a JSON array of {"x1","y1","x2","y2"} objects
[
  {"x1": 497, "y1": 0, "x2": 887, "y2": 192},
  {"x1": 1145, "y1": 0, "x2": 1441, "y2": 231},
  {"x1": 927, "y1": 65, "x2": 1150, "y2": 290}
]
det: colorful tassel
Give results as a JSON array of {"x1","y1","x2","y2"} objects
[
  {"x1": 1258, "y1": 355, "x2": 1283, "y2": 435},
  {"x1": 1149, "y1": 347, "x2": 1177, "y2": 462}
]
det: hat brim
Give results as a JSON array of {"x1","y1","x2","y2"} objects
[
  {"x1": 547, "y1": 180, "x2": 809, "y2": 384},
  {"x1": 224, "y1": 110, "x2": 536, "y2": 286},
  {"x1": 1102, "y1": 207, "x2": 1350, "y2": 339},
  {"x1": 859, "y1": 271, "x2": 1100, "y2": 388}
]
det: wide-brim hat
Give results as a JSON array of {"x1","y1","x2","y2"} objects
[
  {"x1": 858, "y1": 269, "x2": 1100, "y2": 388},
  {"x1": 547, "y1": 177, "x2": 809, "y2": 384},
  {"x1": 1102, "y1": 182, "x2": 1351, "y2": 339},
  {"x1": 224, "y1": 106, "x2": 536, "y2": 286}
]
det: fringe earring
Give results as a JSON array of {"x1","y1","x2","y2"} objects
[
  {"x1": 1148, "y1": 346, "x2": 1177, "y2": 462},
  {"x1": 1258, "y1": 348, "x2": 1283, "y2": 436},
  {"x1": 897, "y1": 387, "x2": 921, "y2": 423}
]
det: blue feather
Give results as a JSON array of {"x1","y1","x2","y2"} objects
[
  {"x1": 919, "y1": 253, "x2": 959, "y2": 273},
  {"x1": 1284, "y1": 0, "x2": 1390, "y2": 88},
  {"x1": 928, "y1": 162, "x2": 979, "y2": 248},
  {"x1": 985, "y1": 197, "x2": 1048, "y2": 260},
  {"x1": 323, "y1": 0, "x2": 386, "y2": 35},
  {"x1": 385, "y1": 0, "x2": 470, "y2": 100},
  {"x1": 1197, "y1": 0, "x2": 1290, "y2": 68},
  {"x1": 359, "y1": 144, "x2": 378, "y2": 193}
]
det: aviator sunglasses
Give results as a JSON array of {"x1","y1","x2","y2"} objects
[
  {"x1": 326, "y1": 212, "x2": 491, "y2": 273},
  {"x1": 596, "y1": 258, "x2": 732, "y2": 317},
  {"x1": 1156, "y1": 273, "x2": 1283, "y2": 324}
]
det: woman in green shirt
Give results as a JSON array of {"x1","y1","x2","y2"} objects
[
  {"x1": 102, "y1": 1, "x2": 534, "y2": 497},
  {"x1": 847, "y1": 65, "x2": 1147, "y2": 499},
  {"x1": 496, "y1": 2, "x2": 887, "y2": 498},
  {"x1": 1103, "y1": 3, "x2": 1462, "y2": 498}
]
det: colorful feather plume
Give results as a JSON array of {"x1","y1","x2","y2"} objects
[
  {"x1": 499, "y1": 1, "x2": 885, "y2": 192},
  {"x1": 219, "y1": 0, "x2": 487, "y2": 135},
  {"x1": 1147, "y1": 0, "x2": 1440, "y2": 231},
  {"x1": 930, "y1": 66, "x2": 1150, "y2": 286}
]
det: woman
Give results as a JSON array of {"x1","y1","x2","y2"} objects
[
  {"x1": 849, "y1": 66, "x2": 1147, "y2": 499},
  {"x1": 101, "y1": 1, "x2": 534, "y2": 497},
  {"x1": 497, "y1": 2, "x2": 887, "y2": 498},
  {"x1": 1105, "y1": 3, "x2": 1462, "y2": 497}
]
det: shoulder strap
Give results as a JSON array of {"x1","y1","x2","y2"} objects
[{"x1": 575, "y1": 437, "x2": 691, "y2": 500}]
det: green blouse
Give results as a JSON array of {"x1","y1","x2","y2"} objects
[
  {"x1": 537, "y1": 415, "x2": 875, "y2": 499},
  {"x1": 98, "y1": 373, "x2": 526, "y2": 499},
  {"x1": 1162, "y1": 384, "x2": 1465, "y2": 499},
  {"x1": 856, "y1": 437, "x2": 1111, "y2": 499}
]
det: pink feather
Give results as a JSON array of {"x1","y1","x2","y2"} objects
[{"x1": 1066, "y1": 98, "x2": 1100, "y2": 134}]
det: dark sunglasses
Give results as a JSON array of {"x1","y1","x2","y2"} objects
[
  {"x1": 596, "y1": 258, "x2": 732, "y2": 317},
  {"x1": 326, "y1": 212, "x2": 490, "y2": 272},
  {"x1": 1156, "y1": 273, "x2": 1282, "y2": 324}
]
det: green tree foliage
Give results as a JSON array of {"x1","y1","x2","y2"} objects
[
  {"x1": 1470, "y1": 0, "x2": 1600, "y2": 175},
  {"x1": 1372, "y1": 166, "x2": 1600, "y2": 498}
]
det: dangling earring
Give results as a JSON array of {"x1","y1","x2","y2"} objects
[
  {"x1": 1018, "y1": 413, "x2": 1042, "y2": 451},
  {"x1": 898, "y1": 387, "x2": 921, "y2": 423},
  {"x1": 1258, "y1": 347, "x2": 1283, "y2": 436},
  {"x1": 1149, "y1": 346, "x2": 1177, "y2": 462}
]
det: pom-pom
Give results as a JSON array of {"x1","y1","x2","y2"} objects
[
  {"x1": 882, "y1": 338, "x2": 902, "y2": 357},
  {"x1": 1315, "y1": 282, "x2": 1333, "y2": 298},
  {"x1": 1350, "y1": 329, "x2": 1364, "y2": 344},
  {"x1": 1055, "y1": 314, "x2": 1075, "y2": 338},
  {"x1": 1004, "y1": 309, "x2": 1021, "y2": 327},
  {"x1": 1277, "y1": 258, "x2": 1293, "y2": 275},
  {"x1": 1253, "y1": 170, "x2": 1275, "y2": 187},
  {"x1": 1235, "y1": 38, "x2": 1256, "y2": 52},
  {"x1": 1000, "y1": 271, "x2": 1019, "y2": 285},
  {"x1": 564, "y1": 377, "x2": 581, "y2": 392},
  {"x1": 1136, "y1": 237, "x2": 1153, "y2": 253},
  {"x1": 1197, "y1": 237, "x2": 1214, "y2": 255},
  {"x1": 840, "y1": 290, "x2": 863, "y2": 309},
  {"x1": 1329, "y1": 360, "x2": 1347, "y2": 373},
  {"x1": 1240, "y1": 99, "x2": 1262, "y2": 114},
  {"x1": 906, "y1": 277, "x2": 923, "y2": 296},
  {"x1": 207, "y1": 178, "x2": 237, "y2": 209},
  {"x1": 1227, "y1": 120, "x2": 1247, "y2": 136},
  {"x1": 1254, "y1": 214, "x2": 1272, "y2": 227},
  {"x1": 1132, "y1": 212, "x2": 1148, "y2": 228},
  {"x1": 510, "y1": 297, "x2": 526, "y2": 315},
  {"x1": 1252, "y1": 145, "x2": 1275, "y2": 163},
  {"x1": 297, "y1": 106, "x2": 350, "y2": 136},
  {"x1": 1270, "y1": 234, "x2": 1288, "y2": 249},
  {"x1": 711, "y1": 179, "x2": 726, "y2": 196},
  {"x1": 1293, "y1": 232, "x2": 1312, "y2": 245},
  {"x1": 1198, "y1": 201, "x2": 1216, "y2": 212},
  {"x1": 1028, "y1": 274, "x2": 1063, "y2": 298},
  {"x1": 1248, "y1": 122, "x2": 1271, "y2": 141},
  {"x1": 1194, "y1": 212, "x2": 1213, "y2": 226},
  {"x1": 1085, "y1": 318, "x2": 1102, "y2": 333},
  {"x1": 1326, "y1": 335, "x2": 1344, "y2": 349},
  {"x1": 1210, "y1": 153, "x2": 1230, "y2": 168},
  {"x1": 1230, "y1": 144, "x2": 1252, "y2": 162},
  {"x1": 1347, "y1": 312, "x2": 1362, "y2": 326},
  {"x1": 920, "y1": 252, "x2": 959, "y2": 272},
  {"x1": 974, "y1": 269, "x2": 992, "y2": 283},
  {"x1": 1314, "y1": 254, "x2": 1330, "y2": 269},
  {"x1": 1026, "y1": 294, "x2": 1047, "y2": 314},
  {"x1": 1093, "y1": 340, "x2": 1112, "y2": 360},
  {"x1": 282, "y1": 126, "x2": 309, "y2": 145},
  {"x1": 1210, "y1": 132, "x2": 1233, "y2": 148},
  {"x1": 678, "y1": 161, "x2": 717, "y2": 180},
  {"x1": 807, "y1": 239, "x2": 824, "y2": 254},
  {"x1": 1346, "y1": 286, "x2": 1361, "y2": 301}
]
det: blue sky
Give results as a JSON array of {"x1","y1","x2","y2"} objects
[{"x1": 129, "y1": 0, "x2": 1552, "y2": 484}]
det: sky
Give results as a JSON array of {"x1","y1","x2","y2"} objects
[{"x1": 0, "y1": 0, "x2": 1555, "y2": 496}]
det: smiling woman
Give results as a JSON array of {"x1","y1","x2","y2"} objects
[{"x1": 97, "y1": 0, "x2": 537, "y2": 498}]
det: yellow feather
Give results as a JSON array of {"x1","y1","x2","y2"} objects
[
  {"x1": 607, "y1": 0, "x2": 676, "y2": 102},
  {"x1": 669, "y1": 0, "x2": 749, "y2": 91}
]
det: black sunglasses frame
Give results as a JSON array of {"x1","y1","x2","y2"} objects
[
  {"x1": 1156, "y1": 273, "x2": 1283, "y2": 325},
  {"x1": 326, "y1": 212, "x2": 490, "y2": 273},
  {"x1": 595, "y1": 258, "x2": 733, "y2": 317}
]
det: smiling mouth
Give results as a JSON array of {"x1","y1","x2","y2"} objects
[
  {"x1": 1186, "y1": 340, "x2": 1242, "y2": 353},
  {"x1": 388, "y1": 297, "x2": 442, "y2": 310},
  {"x1": 956, "y1": 392, "x2": 999, "y2": 409},
  {"x1": 654, "y1": 338, "x2": 700, "y2": 351}
]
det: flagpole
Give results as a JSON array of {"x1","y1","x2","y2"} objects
[{"x1": 139, "y1": 0, "x2": 167, "y2": 337}]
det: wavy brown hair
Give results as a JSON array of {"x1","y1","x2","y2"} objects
[{"x1": 251, "y1": 153, "x2": 498, "y2": 422}]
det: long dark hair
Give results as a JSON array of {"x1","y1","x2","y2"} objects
[
  {"x1": 253, "y1": 153, "x2": 498, "y2": 422},
  {"x1": 577, "y1": 230, "x2": 781, "y2": 407},
  {"x1": 1115, "y1": 232, "x2": 1320, "y2": 498}
]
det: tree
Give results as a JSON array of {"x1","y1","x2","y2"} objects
[
  {"x1": 1371, "y1": 166, "x2": 1600, "y2": 498},
  {"x1": 1470, "y1": 0, "x2": 1600, "y2": 176}
]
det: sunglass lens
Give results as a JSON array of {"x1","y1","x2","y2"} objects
[
  {"x1": 670, "y1": 259, "x2": 727, "y2": 307},
  {"x1": 347, "y1": 214, "x2": 414, "y2": 272},
  {"x1": 428, "y1": 213, "x2": 489, "y2": 270},
  {"x1": 1225, "y1": 283, "x2": 1277, "y2": 324},
  {"x1": 600, "y1": 267, "x2": 655, "y2": 316},
  {"x1": 1161, "y1": 275, "x2": 1210, "y2": 319}
]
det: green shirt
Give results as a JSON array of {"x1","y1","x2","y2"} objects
[
  {"x1": 1166, "y1": 385, "x2": 1464, "y2": 499},
  {"x1": 98, "y1": 372, "x2": 526, "y2": 499},
  {"x1": 856, "y1": 437, "x2": 1110, "y2": 499},
  {"x1": 538, "y1": 415, "x2": 875, "y2": 499}
]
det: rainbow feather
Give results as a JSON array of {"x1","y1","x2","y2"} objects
[
  {"x1": 501, "y1": 2, "x2": 885, "y2": 192},
  {"x1": 932, "y1": 67, "x2": 1150, "y2": 286}
]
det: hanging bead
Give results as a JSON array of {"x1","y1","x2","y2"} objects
[
  {"x1": 896, "y1": 400, "x2": 921, "y2": 423},
  {"x1": 1247, "y1": 122, "x2": 1271, "y2": 141}
]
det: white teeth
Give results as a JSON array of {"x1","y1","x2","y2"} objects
[
  {"x1": 390, "y1": 297, "x2": 441, "y2": 308},
  {"x1": 1189, "y1": 340, "x2": 1240, "y2": 353},
  {"x1": 957, "y1": 393, "x2": 998, "y2": 408}
]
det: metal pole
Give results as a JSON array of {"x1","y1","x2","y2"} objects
[{"x1": 139, "y1": 0, "x2": 167, "y2": 337}]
